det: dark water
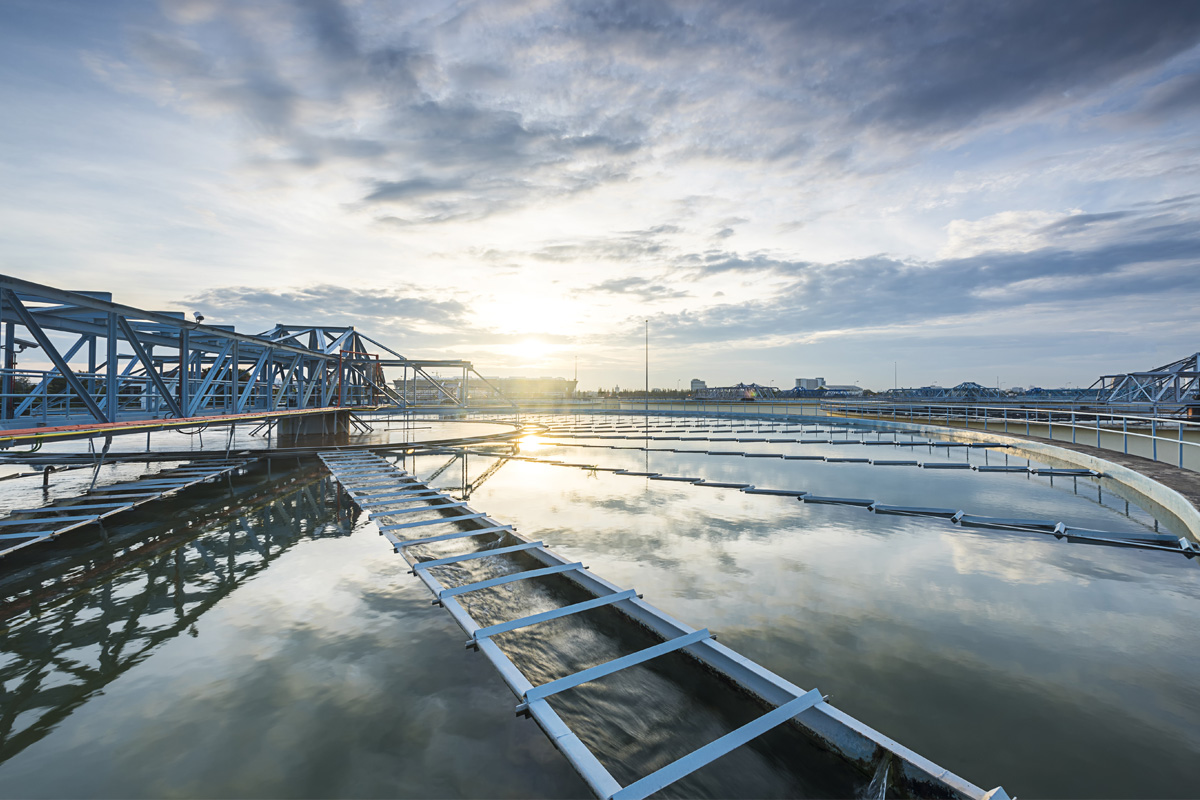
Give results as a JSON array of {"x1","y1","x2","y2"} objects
[{"x1": 1, "y1": 413, "x2": 1199, "y2": 798}]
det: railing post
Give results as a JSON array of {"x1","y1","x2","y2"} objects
[
  {"x1": 1096, "y1": 414, "x2": 1101, "y2": 449},
  {"x1": 1152, "y1": 417, "x2": 1157, "y2": 462},
  {"x1": 1072, "y1": 411, "x2": 1076, "y2": 444},
  {"x1": 1180, "y1": 422, "x2": 1184, "y2": 468}
]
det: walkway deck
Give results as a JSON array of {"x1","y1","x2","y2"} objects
[
  {"x1": 319, "y1": 450, "x2": 1009, "y2": 800},
  {"x1": 0, "y1": 459, "x2": 257, "y2": 558}
]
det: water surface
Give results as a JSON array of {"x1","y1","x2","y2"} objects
[{"x1": 1, "y1": 413, "x2": 1197, "y2": 798}]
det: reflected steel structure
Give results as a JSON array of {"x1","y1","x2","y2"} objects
[
  {"x1": 0, "y1": 467, "x2": 345, "y2": 761},
  {"x1": 0, "y1": 448, "x2": 517, "y2": 762},
  {"x1": 0, "y1": 275, "x2": 510, "y2": 438}
]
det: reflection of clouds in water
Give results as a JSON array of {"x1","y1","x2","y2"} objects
[
  {"x1": 0, "y1": 517, "x2": 587, "y2": 798},
  {"x1": 425, "y1": 423, "x2": 1200, "y2": 795},
  {"x1": 945, "y1": 530, "x2": 1067, "y2": 586}
]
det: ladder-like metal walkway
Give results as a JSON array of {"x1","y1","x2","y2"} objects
[
  {"x1": 0, "y1": 459, "x2": 256, "y2": 558},
  {"x1": 319, "y1": 450, "x2": 1009, "y2": 800}
]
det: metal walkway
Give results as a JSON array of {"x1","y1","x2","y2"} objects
[
  {"x1": 319, "y1": 450, "x2": 1010, "y2": 800},
  {"x1": 0, "y1": 459, "x2": 256, "y2": 558}
]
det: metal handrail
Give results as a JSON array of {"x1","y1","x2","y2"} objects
[{"x1": 819, "y1": 400, "x2": 1200, "y2": 470}]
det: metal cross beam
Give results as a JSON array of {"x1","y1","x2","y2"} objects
[{"x1": 0, "y1": 275, "x2": 512, "y2": 433}]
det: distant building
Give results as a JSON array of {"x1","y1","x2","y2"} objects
[
  {"x1": 690, "y1": 378, "x2": 707, "y2": 391},
  {"x1": 795, "y1": 377, "x2": 826, "y2": 390}
]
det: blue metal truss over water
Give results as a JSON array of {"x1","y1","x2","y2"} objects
[{"x1": 0, "y1": 275, "x2": 508, "y2": 437}]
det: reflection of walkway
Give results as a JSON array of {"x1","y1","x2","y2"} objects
[
  {"x1": 0, "y1": 468, "x2": 346, "y2": 763},
  {"x1": 416, "y1": 445, "x2": 518, "y2": 500}
]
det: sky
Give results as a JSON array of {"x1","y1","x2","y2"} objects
[{"x1": 2, "y1": 0, "x2": 1200, "y2": 392}]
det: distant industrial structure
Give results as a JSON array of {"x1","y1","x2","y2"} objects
[
  {"x1": 392, "y1": 375, "x2": 577, "y2": 403},
  {"x1": 692, "y1": 378, "x2": 864, "y2": 401},
  {"x1": 830, "y1": 353, "x2": 1200, "y2": 415},
  {"x1": 483, "y1": 376, "x2": 577, "y2": 400}
]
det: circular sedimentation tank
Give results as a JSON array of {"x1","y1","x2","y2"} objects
[{"x1": 0, "y1": 411, "x2": 1196, "y2": 798}]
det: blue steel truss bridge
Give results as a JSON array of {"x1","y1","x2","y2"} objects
[{"x1": 0, "y1": 275, "x2": 510, "y2": 446}]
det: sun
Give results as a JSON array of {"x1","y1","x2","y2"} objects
[{"x1": 508, "y1": 338, "x2": 553, "y2": 361}]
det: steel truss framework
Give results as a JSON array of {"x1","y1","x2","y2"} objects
[
  {"x1": 0, "y1": 275, "x2": 510, "y2": 433},
  {"x1": 875, "y1": 355, "x2": 1200, "y2": 412},
  {"x1": 1090, "y1": 352, "x2": 1200, "y2": 409},
  {"x1": 695, "y1": 383, "x2": 782, "y2": 401}
]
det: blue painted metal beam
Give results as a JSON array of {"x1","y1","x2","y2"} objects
[
  {"x1": 610, "y1": 687, "x2": 825, "y2": 800},
  {"x1": 523, "y1": 628, "x2": 712, "y2": 704},
  {"x1": 473, "y1": 588, "x2": 637, "y2": 640},
  {"x1": 410, "y1": 540, "x2": 544, "y2": 569},
  {"x1": 440, "y1": 562, "x2": 584, "y2": 600}
]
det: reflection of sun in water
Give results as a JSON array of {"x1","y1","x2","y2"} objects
[{"x1": 518, "y1": 434, "x2": 548, "y2": 450}]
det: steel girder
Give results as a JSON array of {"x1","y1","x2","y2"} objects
[
  {"x1": 695, "y1": 383, "x2": 781, "y2": 401},
  {"x1": 1090, "y1": 352, "x2": 1200, "y2": 408},
  {"x1": 0, "y1": 275, "x2": 510, "y2": 431},
  {"x1": 0, "y1": 277, "x2": 339, "y2": 428}
]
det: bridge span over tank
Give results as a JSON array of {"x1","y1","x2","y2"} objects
[{"x1": 0, "y1": 275, "x2": 511, "y2": 447}]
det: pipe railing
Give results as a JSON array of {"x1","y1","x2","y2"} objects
[
  {"x1": 820, "y1": 400, "x2": 1200, "y2": 471},
  {"x1": 367, "y1": 400, "x2": 1200, "y2": 473}
]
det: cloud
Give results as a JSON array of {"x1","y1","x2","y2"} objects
[
  {"x1": 15, "y1": 0, "x2": 1200, "y2": 388},
  {"x1": 641, "y1": 204, "x2": 1200, "y2": 351},
  {"x1": 187, "y1": 284, "x2": 469, "y2": 335},
  {"x1": 1036, "y1": 212, "x2": 1134, "y2": 235},
  {"x1": 89, "y1": 0, "x2": 1200, "y2": 247},
  {"x1": 757, "y1": 0, "x2": 1200, "y2": 134},
  {"x1": 582, "y1": 276, "x2": 689, "y2": 300},
  {"x1": 1134, "y1": 70, "x2": 1200, "y2": 120}
]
